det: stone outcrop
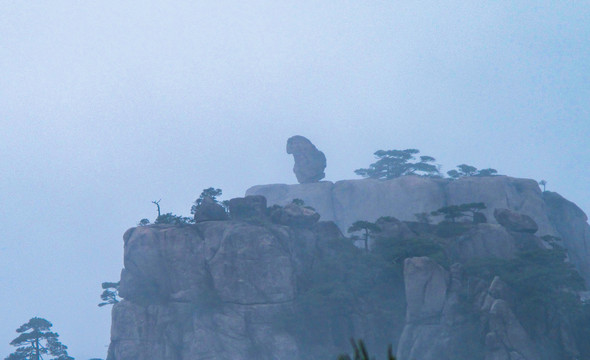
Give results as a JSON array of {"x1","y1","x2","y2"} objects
[
  {"x1": 397, "y1": 257, "x2": 544, "y2": 360},
  {"x1": 111, "y1": 222, "x2": 309, "y2": 360},
  {"x1": 403, "y1": 257, "x2": 448, "y2": 323},
  {"x1": 543, "y1": 191, "x2": 590, "y2": 289},
  {"x1": 107, "y1": 176, "x2": 590, "y2": 360},
  {"x1": 269, "y1": 203, "x2": 320, "y2": 228},
  {"x1": 247, "y1": 175, "x2": 590, "y2": 284},
  {"x1": 493, "y1": 208, "x2": 539, "y2": 234},
  {"x1": 286, "y1": 135, "x2": 327, "y2": 184},
  {"x1": 108, "y1": 217, "x2": 397, "y2": 360},
  {"x1": 228, "y1": 195, "x2": 267, "y2": 220},
  {"x1": 450, "y1": 223, "x2": 516, "y2": 262}
]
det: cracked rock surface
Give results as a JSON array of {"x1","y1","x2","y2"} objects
[{"x1": 110, "y1": 221, "x2": 314, "y2": 360}]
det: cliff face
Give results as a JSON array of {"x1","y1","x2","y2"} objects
[
  {"x1": 107, "y1": 176, "x2": 590, "y2": 360},
  {"x1": 247, "y1": 176, "x2": 590, "y2": 284},
  {"x1": 108, "y1": 219, "x2": 400, "y2": 360},
  {"x1": 110, "y1": 222, "x2": 308, "y2": 360}
]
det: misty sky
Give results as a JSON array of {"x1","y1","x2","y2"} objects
[{"x1": 1, "y1": 2, "x2": 589, "y2": 359}]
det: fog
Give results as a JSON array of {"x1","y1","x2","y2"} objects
[{"x1": 1, "y1": 1, "x2": 589, "y2": 358}]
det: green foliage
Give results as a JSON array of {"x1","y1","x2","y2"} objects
[
  {"x1": 291, "y1": 198, "x2": 316, "y2": 211},
  {"x1": 464, "y1": 248, "x2": 585, "y2": 312},
  {"x1": 291, "y1": 198, "x2": 305, "y2": 206},
  {"x1": 355, "y1": 149, "x2": 439, "y2": 180},
  {"x1": 98, "y1": 281, "x2": 120, "y2": 307},
  {"x1": 477, "y1": 168, "x2": 498, "y2": 176},
  {"x1": 6, "y1": 317, "x2": 74, "y2": 360},
  {"x1": 431, "y1": 202, "x2": 486, "y2": 223},
  {"x1": 348, "y1": 221, "x2": 381, "y2": 251},
  {"x1": 337, "y1": 339, "x2": 396, "y2": 360},
  {"x1": 447, "y1": 164, "x2": 498, "y2": 178},
  {"x1": 374, "y1": 236, "x2": 449, "y2": 269},
  {"x1": 154, "y1": 213, "x2": 193, "y2": 225},
  {"x1": 137, "y1": 218, "x2": 150, "y2": 226},
  {"x1": 191, "y1": 187, "x2": 223, "y2": 214},
  {"x1": 221, "y1": 199, "x2": 230, "y2": 213}
]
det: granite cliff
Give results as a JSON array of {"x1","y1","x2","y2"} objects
[
  {"x1": 107, "y1": 176, "x2": 590, "y2": 360},
  {"x1": 247, "y1": 175, "x2": 590, "y2": 285}
]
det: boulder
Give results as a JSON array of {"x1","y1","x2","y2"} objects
[
  {"x1": 403, "y1": 257, "x2": 448, "y2": 323},
  {"x1": 494, "y1": 208, "x2": 539, "y2": 233},
  {"x1": 451, "y1": 224, "x2": 516, "y2": 262},
  {"x1": 270, "y1": 203, "x2": 320, "y2": 228},
  {"x1": 228, "y1": 195, "x2": 267, "y2": 220},
  {"x1": 193, "y1": 197, "x2": 228, "y2": 223},
  {"x1": 286, "y1": 135, "x2": 326, "y2": 184}
]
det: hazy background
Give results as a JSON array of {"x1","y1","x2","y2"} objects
[{"x1": 1, "y1": 1, "x2": 589, "y2": 358}]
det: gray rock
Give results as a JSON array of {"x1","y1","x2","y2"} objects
[
  {"x1": 270, "y1": 203, "x2": 320, "y2": 228},
  {"x1": 194, "y1": 196, "x2": 228, "y2": 222},
  {"x1": 110, "y1": 221, "x2": 305, "y2": 360},
  {"x1": 286, "y1": 135, "x2": 326, "y2": 184},
  {"x1": 247, "y1": 176, "x2": 554, "y2": 236},
  {"x1": 247, "y1": 175, "x2": 590, "y2": 285},
  {"x1": 488, "y1": 299, "x2": 539, "y2": 360},
  {"x1": 494, "y1": 208, "x2": 539, "y2": 234},
  {"x1": 403, "y1": 257, "x2": 449, "y2": 323},
  {"x1": 396, "y1": 324, "x2": 448, "y2": 360},
  {"x1": 544, "y1": 191, "x2": 590, "y2": 284},
  {"x1": 228, "y1": 195, "x2": 267, "y2": 220},
  {"x1": 313, "y1": 220, "x2": 344, "y2": 240},
  {"x1": 451, "y1": 224, "x2": 517, "y2": 262}
]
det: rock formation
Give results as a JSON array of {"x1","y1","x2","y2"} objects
[
  {"x1": 269, "y1": 203, "x2": 320, "y2": 228},
  {"x1": 494, "y1": 208, "x2": 539, "y2": 233},
  {"x1": 286, "y1": 135, "x2": 327, "y2": 184},
  {"x1": 247, "y1": 175, "x2": 590, "y2": 284},
  {"x1": 228, "y1": 195, "x2": 267, "y2": 220},
  {"x1": 108, "y1": 205, "x2": 398, "y2": 360},
  {"x1": 111, "y1": 221, "x2": 307, "y2": 360},
  {"x1": 107, "y1": 175, "x2": 590, "y2": 360}
]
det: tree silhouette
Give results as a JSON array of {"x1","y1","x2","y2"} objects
[
  {"x1": 539, "y1": 180, "x2": 547, "y2": 192},
  {"x1": 447, "y1": 164, "x2": 498, "y2": 178},
  {"x1": 6, "y1": 317, "x2": 74, "y2": 360},
  {"x1": 98, "y1": 282, "x2": 120, "y2": 307},
  {"x1": 355, "y1": 149, "x2": 439, "y2": 179},
  {"x1": 348, "y1": 221, "x2": 381, "y2": 251},
  {"x1": 191, "y1": 187, "x2": 223, "y2": 214},
  {"x1": 337, "y1": 339, "x2": 396, "y2": 360},
  {"x1": 151, "y1": 199, "x2": 161, "y2": 217},
  {"x1": 431, "y1": 202, "x2": 486, "y2": 223}
]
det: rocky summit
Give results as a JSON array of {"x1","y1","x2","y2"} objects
[{"x1": 107, "y1": 175, "x2": 590, "y2": 360}]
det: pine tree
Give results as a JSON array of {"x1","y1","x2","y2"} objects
[
  {"x1": 348, "y1": 221, "x2": 381, "y2": 251},
  {"x1": 5, "y1": 317, "x2": 74, "y2": 360},
  {"x1": 355, "y1": 149, "x2": 439, "y2": 179}
]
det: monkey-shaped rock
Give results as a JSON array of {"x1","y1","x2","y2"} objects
[{"x1": 286, "y1": 135, "x2": 326, "y2": 184}]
